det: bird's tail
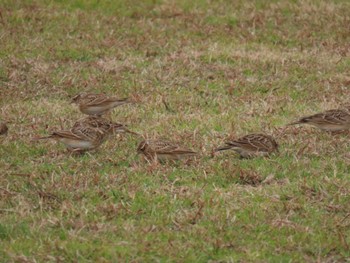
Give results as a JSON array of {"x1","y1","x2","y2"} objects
[
  {"x1": 215, "y1": 145, "x2": 232, "y2": 152},
  {"x1": 176, "y1": 150, "x2": 198, "y2": 156},
  {"x1": 31, "y1": 135, "x2": 52, "y2": 141},
  {"x1": 287, "y1": 119, "x2": 305, "y2": 126},
  {"x1": 116, "y1": 97, "x2": 132, "y2": 104}
]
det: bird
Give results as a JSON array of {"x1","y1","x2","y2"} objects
[
  {"x1": 72, "y1": 116, "x2": 138, "y2": 136},
  {"x1": 137, "y1": 139, "x2": 198, "y2": 162},
  {"x1": 71, "y1": 93, "x2": 131, "y2": 116},
  {"x1": 34, "y1": 117, "x2": 139, "y2": 152},
  {"x1": 215, "y1": 133, "x2": 278, "y2": 159},
  {"x1": 288, "y1": 109, "x2": 350, "y2": 132},
  {"x1": 0, "y1": 122, "x2": 8, "y2": 136},
  {"x1": 34, "y1": 125, "x2": 110, "y2": 152}
]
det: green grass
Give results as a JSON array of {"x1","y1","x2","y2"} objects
[{"x1": 1, "y1": 0, "x2": 350, "y2": 261}]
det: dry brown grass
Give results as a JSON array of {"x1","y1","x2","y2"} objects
[{"x1": 1, "y1": 0, "x2": 350, "y2": 261}]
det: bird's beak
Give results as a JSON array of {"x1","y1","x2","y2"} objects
[{"x1": 70, "y1": 94, "x2": 80, "y2": 104}]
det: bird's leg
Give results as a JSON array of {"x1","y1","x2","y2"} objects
[
  {"x1": 153, "y1": 154, "x2": 159, "y2": 165},
  {"x1": 70, "y1": 148, "x2": 86, "y2": 156},
  {"x1": 144, "y1": 154, "x2": 159, "y2": 172}
]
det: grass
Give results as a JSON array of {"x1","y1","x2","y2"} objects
[{"x1": 1, "y1": 0, "x2": 350, "y2": 261}]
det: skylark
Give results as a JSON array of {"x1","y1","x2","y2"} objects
[
  {"x1": 137, "y1": 139, "x2": 198, "y2": 162},
  {"x1": 35, "y1": 125, "x2": 110, "y2": 152},
  {"x1": 71, "y1": 93, "x2": 131, "y2": 116},
  {"x1": 34, "y1": 117, "x2": 138, "y2": 152},
  {"x1": 72, "y1": 116, "x2": 138, "y2": 136},
  {"x1": 289, "y1": 109, "x2": 350, "y2": 131},
  {"x1": 215, "y1": 133, "x2": 278, "y2": 158},
  {"x1": 0, "y1": 122, "x2": 8, "y2": 136}
]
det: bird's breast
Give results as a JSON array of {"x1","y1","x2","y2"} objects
[{"x1": 58, "y1": 138, "x2": 95, "y2": 149}]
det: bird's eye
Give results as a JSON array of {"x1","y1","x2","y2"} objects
[{"x1": 138, "y1": 142, "x2": 146, "y2": 151}]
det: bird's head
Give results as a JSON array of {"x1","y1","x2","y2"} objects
[
  {"x1": 71, "y1": 92, "x2": 87, "y2": 104},
  {"x1": 137, "y1": 140, "x2": 148, "y2": 153}
]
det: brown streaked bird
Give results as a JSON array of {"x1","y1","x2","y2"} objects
[
  {"x1": 72, "y1": 116, "x2": 139, "y2": 136},
  {"x1": 137, "y1": 139, "x2": 198, "y2": 162},
  {"x1": 0, "y1": 122, "x2": 8, "y2": 136},
  {"x1": 289, "y1": 109, "x2": 350, "y2": 132},
  {"x1": 71, "y1": 93, "x2": 131, "y2": 116},
  {"x1": 215, "y1": 133, "x2": 278, "y2": 159},
  {"x1": 34, "y1": 125, "x2": 110, "y2": 152}
]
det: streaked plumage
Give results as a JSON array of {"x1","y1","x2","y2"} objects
[
  {"x1": 72, "y1": 116, "x2": 136, "y2": 135},
  {"x1": 34, "y1": 116, "x2": 138, "y2": 152},
  {"x1": 0, "y1": 122, "x2": 8, "y2": 136},
  {"x1": 289, "y1": 109, "x2": 350, "y2": 131},
  {"x1": 71, "y1": 93, "x2": 131, "y2": 116},
  {"x1": 215, "y1": 133, "x2": 278, "y2": 158},
  {"x1": 36, "y1": 125, "x2": 109, "y2": 151},
  {"x1": 137, "y1": 139, "x2": 198, "y2": 162}
]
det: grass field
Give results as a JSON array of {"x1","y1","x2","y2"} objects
[{"x1": 1, "y1": 0, "x2": 350, "y2": 261}]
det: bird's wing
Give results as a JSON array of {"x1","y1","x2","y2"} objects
[
  {"x1": 52, "y1": 130, "x2": 84, "y2": 140},
  {"x1": 85, "y1": 95, "x2": 128, "y2": 106},
  {"x1": 228, "y1": 134, "x2": 272, "y2": 152},
  {"x1": 71, "y1": 126, "x2": 105, "y2": 141},
  {"x1": 298, "y1": 110, "x2": 349, "y2": 125}
]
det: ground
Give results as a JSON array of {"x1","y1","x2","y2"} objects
[{"x1": 1, "y1": 0, "x2": 350, "y2": 262}]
